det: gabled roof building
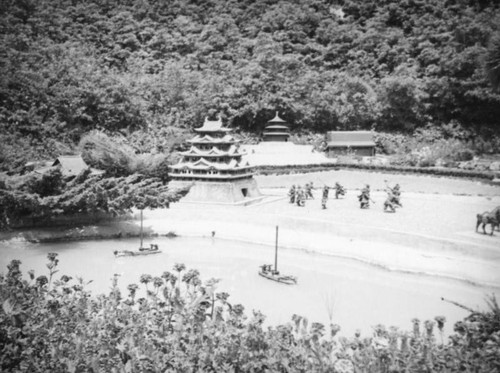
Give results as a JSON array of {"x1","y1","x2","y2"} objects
[
  {"x1": 325, "y1": 131, "x2": 376, "y2": 157},
  {"x1": 52, "y1": 156, "x2": 90, "y2": 177}
]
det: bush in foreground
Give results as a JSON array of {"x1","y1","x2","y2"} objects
[{"x1": 1, "y1": 255, "x2": 499, "y2": 372}]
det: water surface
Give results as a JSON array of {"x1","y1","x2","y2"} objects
[{"x1": 1, "y1": 236, "x2": 496, "y2": 337}]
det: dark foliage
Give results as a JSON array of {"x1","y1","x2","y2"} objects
[
  {"x1": 0, "y1": 171, "x2": 190, "y2": 229},
  {"x1": 1, "y1": 256, "x2": 499, "y2": 372},
  {"x1": 1, "y1": 0, "x2": 500, "y2": 172}
]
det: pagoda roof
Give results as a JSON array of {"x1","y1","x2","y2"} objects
[
  {"x1": 264, "y1": 124, "x2": 289, "y2": 130},
  {"x1": 263, "y1": 132, "x2": 291, "y2": 136},
  {"x1": 169, "y1": 172, "x2": 254, "y2": 180},
  {"x1": 180, "y1": 145, "x2": 244, "y2": 157},
  {"x1": 187, "y1": 134, "x2": 239, "y2": 144},
  {"x1": 171, "y1": 158, "x2": 252, "y2": 171},
  {"x1": 194, "y1": 116, "x2": 231, "y2": 133},
  {"x1": 268, "y1": 111, "x2": 286, "y2": 124}
]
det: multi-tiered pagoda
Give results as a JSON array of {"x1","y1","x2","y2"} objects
[{"x1": 169, "y1": 116, "x2": 261, "y2": 203}]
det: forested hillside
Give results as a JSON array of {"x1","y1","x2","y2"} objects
[{"x1": 1, "y1": 0, "x2": 499, "y2": 171}]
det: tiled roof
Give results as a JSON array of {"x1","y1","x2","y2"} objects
[
  {"x1": 264, "y1": 124, "x2": 289, "y2": 130},
  {"x1": 187, "y1": 134, "x2": 238, "y2": 143},
  {"x1": 194, "y1": 117, "x2": 231, "y2": 132},
  {"x1": 180, "y1": 145, "x2": 243, "y2": 157},
  {"x1": 326, "y1": 131, "x2": 375, "y2": 147},
  {"x1": 170, "y1": 158, "x2": 252, "y2": 171},
  {"x1": 327, "y1": 141, "x2": 376, "y2": 147}
]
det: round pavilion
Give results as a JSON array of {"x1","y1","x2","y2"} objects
[{"x1": 262, "y1": 112, "x2": 290, "y2": 142}]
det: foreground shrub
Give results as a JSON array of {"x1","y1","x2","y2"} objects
[{"x1": 1, "y1": 256, "x2": 499, "y2": 372}]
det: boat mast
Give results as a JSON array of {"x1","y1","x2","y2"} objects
[
  {"x1": 275, "y1": 225, "x2": 278, "y2": 271},
  {"x1": 140, "y1": 209, "x2": 143, "y2": 248}
]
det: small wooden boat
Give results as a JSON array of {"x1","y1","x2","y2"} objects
[
  {"x1": 259, "y1": 265, "x2": 297, "y2": 285},
  {"x1": 258, "y1": 226, "x2": 297, "y2": 285},
  {"x1": 114, "y1": 210, "x2": 161, "y2": 257},
  {"x1": 114, "y1": 244, "x2": 161, "y2": 257}
]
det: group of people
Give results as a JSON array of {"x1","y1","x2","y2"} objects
[
  {"x1": 321, "y1": 182, "x2": 346, "y2": 209},
  {"x1": 288, "y1": 182, "x2": 347, "y2": 208},
  {"x1": 288, "y1": 183, "x2": 315, "y2": 207},
  {"x1": 358, "y1": 182, "x2": 402, "y2": 212},
  {"x1": 288, "y1": 181, "x2": 402, "y2": 212}
]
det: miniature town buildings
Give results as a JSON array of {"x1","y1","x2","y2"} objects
[
  {"x1": 262, "y1": 112, "x2": 290, "y2": 142},
  {"x1": 169, "y1": 116, "x2": 261, "y2": 203},
  {"x1": 325, "y1": 131, "x2": 376, "y2": 157}
]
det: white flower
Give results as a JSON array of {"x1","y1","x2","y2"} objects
[{"x1": 334, "y1": 359, "x2": 354, "y2": 373}]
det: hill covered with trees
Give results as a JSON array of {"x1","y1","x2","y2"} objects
[{"x1": 1, "y1": 0, "x2": 500, "y2": 171}]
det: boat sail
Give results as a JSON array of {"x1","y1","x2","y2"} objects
[
  {"x1": 114, "y1": 209, "x2": 160, "y2": 257},
  {"x1": 258, "y1": 226, "x2": 297, "y2": 285}
]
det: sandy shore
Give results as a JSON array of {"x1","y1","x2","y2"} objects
[{"x1": 134, "y1": 169, "x2": 500, "y2": 289}]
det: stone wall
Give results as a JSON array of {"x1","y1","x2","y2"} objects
[
  {"x1": 327, "y1": 146, "x2": 375, "y2": 157},
  {"x1": 177, "y1": 178, "x2": 262, "y2": 204}
]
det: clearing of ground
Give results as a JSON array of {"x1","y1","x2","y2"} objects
[{"x1": 144, "y1": 169, "x2": 500, "y2": 288}]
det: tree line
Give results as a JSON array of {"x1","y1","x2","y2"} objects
[{"x1": 1, "y1": 0, "x2": 500, "y2": 172}]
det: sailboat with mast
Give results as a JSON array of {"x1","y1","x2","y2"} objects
[
  {"x1": 114, "y1": 209, "x2": 161, "y2": 257},
  {"x1": 258, "y1": 226, "x2": 297, "y2": 285}
]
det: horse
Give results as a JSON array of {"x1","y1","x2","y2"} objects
[
  {"x1": 476, "y1": 207, "x2": 500, "y2": 235},
  {"x1": 491, "y1": 206, "x2": 500, "y2": 231}
]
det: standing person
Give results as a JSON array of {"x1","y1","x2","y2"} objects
[
  {"x1": 305, "y1": 182, "x2": 314, "y2": 199},
  {"x1": 392, "y1": 183, "x2": 402, "y2": 206},
  {"x1": 288, "y1": 185, "x2": 296, "y2": 204},
  {"x1": 358, "y1": 184, "x2": 371, "y2": 209},
  {"x1": 321, "y1": 185, "x2": 329, "y2": 209},
  {"x1": 334, "y1": 182, "x2": 346, "y2": 199},
  {"x1": 383, "y1": 189, "x2": 396, "y2": 212},
  {"x1": 296, "y1": 187, "x2": 305, "y2": 207},
  {"x1": 385, "y1": 182, "x2": 402, "y2": 207}
]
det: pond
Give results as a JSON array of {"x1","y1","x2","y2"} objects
[{"x1": 1, "y1": 236, "x2": 497, "y2": 337}]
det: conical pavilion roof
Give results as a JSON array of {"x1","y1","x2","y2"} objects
[{"x1": 267, "y1": 111, "x2": 287, "y2": 124}]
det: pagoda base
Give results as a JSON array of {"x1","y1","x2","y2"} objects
[{"x1": 171, "y1": 178, "x2": 262, "y2": 205}]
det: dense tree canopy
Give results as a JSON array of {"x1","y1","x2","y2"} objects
[
  {"x1": 0, "y1": 170, "x2": 189, "y2": 229},
  {"x1": 1, "y1": 0, "x2": 499, "y2": 170}
]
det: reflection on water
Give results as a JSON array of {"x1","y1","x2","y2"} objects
[{"x1": 0, "y1": 236, "x2": 497, "y2": 337}]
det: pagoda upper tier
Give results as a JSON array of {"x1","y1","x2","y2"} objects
[{"x1": 169, "y1": 117, "x2": 254, "y2": 182}]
